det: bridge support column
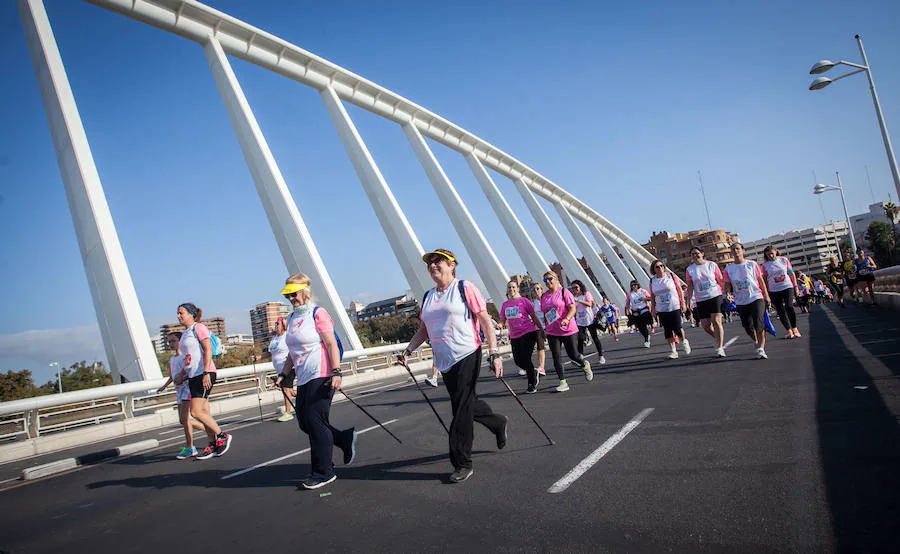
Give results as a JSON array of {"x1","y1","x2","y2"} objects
[
  {"x1": 203, "y1": 37, "x2": 362, "y2": 350},
  {"x1": 18, "y1": 0, "x2": 161, "y2": 383},
  {"x1": 588, "y1": 224, "x2": 637, "y2": 290},
  {"x1": 616, "y1": 239, "x2": 652, "y2": 283},
  {"x1": 513, "y1": 180, "x2": 603, "y2": 303},
  {"x1": 466, "y1": 154, "x2": 549, "y2": 283},
  {"x1": 403, "y1": 123, "x2": 509, "y2": 302},
  {"x1": 320, "y1": 86, "x2": 431, "y2": 300},
  {"x1": 555, "y1": 204, "x2": 627, "y2": 307}
]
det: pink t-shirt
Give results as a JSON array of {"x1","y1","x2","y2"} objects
[
  {"x1": 420, "y1": 280, "x2": 486, "y2": 373},
  {"x1": 500, "y1": 297, "x2": 538, "y2": 339},
  {"x1": 723, "y1": 261, "x2": 765, "y2": 305},
  {"x1": 540, "y1": 288, "x2": 577, "y2": 337},
  {"x1": 285, "y1": 307, "x2": 337, "y2": 387},
  {"x1": 686, "y1": 261, "x2": 723, "y2": 301}
]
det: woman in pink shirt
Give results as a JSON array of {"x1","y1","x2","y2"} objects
[
  {"x1": 540, "y1": 271, "x2": 593, "y2": 393},
  {"x1": 275, "y1": 273, "x2": 356, "y2": 490},
  {"x1": 499, "y1": 280, "x2": 544, "y2": 394}
]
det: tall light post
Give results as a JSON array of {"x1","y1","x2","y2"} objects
[
  {"x1": 814, "y1": 171, "x2": 857, "y2": 255},
  {"x1": 49, "y1": 362, "x2": 62, "y2": 394},
  {"x1": 809, "y1": 35, "x2": 900, "y2": 204}
]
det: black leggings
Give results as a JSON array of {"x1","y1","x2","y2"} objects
[
  {"x1": 547, "y1": 334, "x2": 585, "y2": 381},
  {"x1": 576, "y1": 324, "x2": 603, "y2": 357},
  {"x1": 510, "y1": 331, "x2": 538, "y2": 387},
  {"x1": 631, "y1": 310, "x2": 652, "y2": 341},
  {"x1": 770, "y1": 288, "x2": 797, "y2": 331}
]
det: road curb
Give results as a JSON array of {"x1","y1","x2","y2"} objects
[{"x1": 21, "y1": 439, "x2": 160, "y2": 481}]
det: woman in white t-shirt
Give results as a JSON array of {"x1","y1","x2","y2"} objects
[
  {"x1": 267, "y1": 317, "x2": 294, "y2": 422},
  {"x1": 528, "y1": 282, "x2": 548, "y2": 377},
  {"x1": 156, "y1": 331, "x2": 205, "y2": 459},
  {"x1": 724, "y1": 242, "x2": 771, "y2": 359},
  {"x1": 625, "y1": 280, "x2": 653, "y2": 348},
  {"x1": 648, "y1": 260, "x2": 691, "y2": 359},
  {"x1": 397, "y1": 249, "x2": 507, "y2": 484},
  {"x1": 571, "y1": 280, "x2": 605, "y2": 365},
  {"x1": 684, "y1": 247, "x2": 728, "y2": 357},
  {"x1": 761, "y1": 245, "x2": 800, "y2": 339}
]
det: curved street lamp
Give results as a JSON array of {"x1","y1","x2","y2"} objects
[
  {"x1": 813, "y1": 171, "x2": 857, "y2": 255},
  {"x1": 809, "y1": 35, "x2": 900, "y2": 204}
]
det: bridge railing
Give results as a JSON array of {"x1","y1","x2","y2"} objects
[
  {"x1": 0, "y1": 343, "x2": 432, "y2": 442},
  {"x1": 873, "y1": 265, "x2": 900, "y2": 293}
]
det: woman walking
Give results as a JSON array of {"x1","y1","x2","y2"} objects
[
  {"x1": 684, "y1": 247, "x2": 727, "y2": 357},
  {"x1": 723, "y1": 243, "x2": 771, "y2": 359},
  {"x1": 156, "y1": 332, "x2": 205, "y2": 459},
  {"x1": 176, "y1": 303, "x2": 233, "y2": 460},
  {"x1": 499, "y1": 280, "x2": 544, "y2": 394},
  {"x1": 529, "y1": 282, "x2": 548, "y2": 376},
  {"x1": 796, "y1": 271, "x2": 812, "y2": 314},
  {"x1": 398, "y1": 249, "x2": 507, "y2": 484},
  {"x1": 648, "y1": 260, "x2": 691, "y2": 359},
  {"x1": 825, "y1": 256, "x2": 846, "y2": 307},
  {"x1": 761, "y1": 245, "x2": 801, "y2": 338},
  {"x1": 571, "y1": 280, "x2": 605, "y2": 365},
  {"x1": 267, "y1": 317, "x2": 295, "y2": 422},
  {"x1": 274, "y1": 274, "x2": 357, "y2": 490},
  {"x1": 541, "y1": 271, "x2": 593, "y2": 392},
  {"x1": 625, "y1": 280, "x2": 654, "y2": 348},
  {"x1": 854, "y1": 247, "x2": 878, "y2": 305}
]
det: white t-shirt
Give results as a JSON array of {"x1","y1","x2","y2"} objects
[
  {"x1": 284, "y1": 307, "x2": 336, "y2": 387},
  {"x1": 650, "y1": 272, "x2": 681, "y2": 313},
  {"x1": 724, "y1": 261, "x2": 765, "y2": 305},
  {"x1": 169, "y1": 355, "x2": 189, "y2": 402},
  {"x1": 420, "y1": 280, "x2": 486, "y2": 373},
  {"x1": 686, "y1": 261, "x2": 723, "y2": 301},
  {"x1": 761, "y1": 257, "x2": 794, "y2": 293},
  {"x1": 628, "y1": 289, "x2": 650, "y2": 312},
  {"x1": 574, "y1": 293, "x2": 597, "y2": 327},
  {"x1": 532, "y1": 299, "x2": 545, "y2": 328},
  {"x1": 268, "y1": 333, "x2": 290, "y2": 373},
  {"x1": 178, "y1": 323, "x2": 217, "y2": 378}
]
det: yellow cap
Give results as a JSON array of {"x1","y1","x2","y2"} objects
[
  {"x1": 279, "y1": 282, "x2": 309, "y2": 295},
  {"x1": 421, "y1": 250, "x2": 456, "y2": 263}
]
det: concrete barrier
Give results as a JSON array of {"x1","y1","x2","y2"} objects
[{"x1": 22, "y1": 458, "x2": 77, "y2": 480}]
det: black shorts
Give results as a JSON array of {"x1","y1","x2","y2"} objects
[
  {"x1": 737, "y1": 299, "x2": 766, "y2": 334},
  {"x1": 657, "y1": 310, "x2": 683, "y2": 339},
  {"x1": 858, "y1": 273, "x2": 875, "y2": 283},
  {"x1": 846, "y1": 277, "x2": 858, "y2": 287},
  {"x1": 695, "y1": 296, "x2": 723, "y2": 320},
  {"x1": 188, "y1": 372, "x2": 217, "y2": 399}
]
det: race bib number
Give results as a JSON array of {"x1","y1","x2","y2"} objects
[
  {"x1": 545, "y1": 308, "x2": 559, "y2": 325},
  {"x1": 658, "y1": 293, "x2": 672, "y2": 304},
  {"x1": 774, "y1": 274, "x2": 786, "y2": 283},
  {"x1": 859, "y1": 267, "x2": 872, "y2": 275},
  {"x1": 735, "y1": 280, "x2": 750, "y2": 291},
  {"x1": 697, "y1": 280, "x2": 713, "y2": 292},
  {"x1": 833, "y1": 277, "x2": 844, "y2": 285},
  {"x1": 504, "y1": 306, "x2": 520, "y2": 319}
]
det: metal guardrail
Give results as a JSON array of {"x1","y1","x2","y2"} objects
[
  {"x1": 873, "y1": 265, "x2": 900, "y2": 293},
  {"x1": 0, "y1": 343, "x2": 432, "y2": 441}
]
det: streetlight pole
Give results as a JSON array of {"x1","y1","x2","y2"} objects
[
  {"x1": 49, "y1": 362, "x2": 62, "y2": 394},
  {"x1": 809, "y1": 35, "x2": 900, "y2": 205},
  {"x1": 834, "y1": 172, "x2": 857, "y2": 255}
]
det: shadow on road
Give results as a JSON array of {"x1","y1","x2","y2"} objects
[{"x1": 809, "y1": 307, "x2": 900, "y2": 551}]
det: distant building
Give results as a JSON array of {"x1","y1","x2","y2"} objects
[
  {"x1": 849, "y1": 201, "x2": 899, "y2": 248},
  {"x1": 250, "y1": 301, "x2": 291, "y2": 347},
  {"x1": 226, "y1": 334, "x2": 255, "y2": 348},
  {"x1": 158, "y1": 317, "x2": 226, "y2": 352},
  {"x1": 347, "y1": 301, "x2": 365, "y2": 324},
  {"x1": 743, "y1": 221, "x2": 848, "y2": 276},
  {"x1": 151, "y1": 335, "x2": 167, "y2": 354},
  {"x1": 355, "y1": 294, "x2": 418, "y2": 322},
  {"x1": 643, "y1": 229, "x2": 741, "y2": 268}
]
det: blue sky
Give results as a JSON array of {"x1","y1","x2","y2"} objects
[{"x1": 2, "y1": 0, "x2": 898, "y2": 383}]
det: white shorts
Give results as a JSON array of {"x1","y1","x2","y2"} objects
[{"x1": 175, "y1": 383, "x2": 191, "y2": 403}]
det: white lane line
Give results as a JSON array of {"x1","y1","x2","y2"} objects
[
  {"x1": 0, "y1": 477, "x2": 20, "y2": 485},
  {"x1": 158, "y1": 413, "x2": 277, "y2": 435},
  {"x1": 548, "y1": 408, "x2": 654, "y2": 494},
  {"x1": 724, "y1": 337, "x2": 738, "y2": 349},
  {"x1": 220, "y1": 418, "x2": 399, "y2": 481}
]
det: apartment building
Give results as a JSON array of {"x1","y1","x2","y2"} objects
[
  {"x1": 643, "y1": 229, "x2": 741, "y2": 268},
  {"x1": 250, "y1": 301, "x2": 291, "y2": 347},
  {"x1": 743, "y1": 221, "x2": 849, "y2": 276}
]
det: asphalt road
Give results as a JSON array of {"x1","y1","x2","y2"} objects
[{"x1": 1, "y1": 303, "x2": 897, "y2": 553}]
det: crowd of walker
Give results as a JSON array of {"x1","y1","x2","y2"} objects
[{"x1": 160, "y1": 243, "x2": 879, "y2": 488}]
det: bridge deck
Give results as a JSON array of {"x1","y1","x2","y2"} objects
[{"x1": 1, "y1": 304, "x2": 898, "y2": 553}]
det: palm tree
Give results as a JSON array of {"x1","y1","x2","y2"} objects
[{"x1": 883, "y1": 201, "x2": 900, "y2": 224}]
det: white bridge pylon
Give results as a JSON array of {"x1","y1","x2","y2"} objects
[{"x1": 18, "y1": 0, "x2": 656, "y2": 381}]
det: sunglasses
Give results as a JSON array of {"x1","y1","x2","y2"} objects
[
  {"x1": 425, "y1": 257, "x2": 445, "y2": 265},
  {"x1": 283, "y1": 292, "x2": 301, "y2": 299},
  {"x1": 543, "y1": 277, "x2": 555, "y2": 283}
]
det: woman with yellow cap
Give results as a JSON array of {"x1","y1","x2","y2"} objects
[
  {"x1": 275, "y1": 273, "x2": 356, "y2": 490},
  {"x1": 398, "y1": 249, "x2": 507, "y2": 484}
]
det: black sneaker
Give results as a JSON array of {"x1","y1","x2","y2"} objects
[
  {"x1": 525, "y1": 385, "x2": 537, "y2": 394},
  {"x1": 496, "y1": 415, "x2": 508, "y2": 450},
  {"x1": 340, "y1": 428, "x2": 357, "y2": 465},
  {"x1": 195, "y1": 444, "x2": 215, "y2": 460},
  {"x1": 300, "y1": 474, "x2": 337, "y2": 490},
  {"x1": 449, "y1": 467, "x2": 473, "y2": 483},
  {"x1": 213, "y1": 433, "x2": 232, "y2": 457}
]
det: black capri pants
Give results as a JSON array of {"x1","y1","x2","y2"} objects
[
  {"x1": 547, "y1": 333, "x2": 585, "y2": 381},
  {"x1": 769, "y1": 288, "x2": 797, "y2": 330},
  {"x1": 737, "y1": 299, "x2": 766, "y2": 336},
  {"x1": 510, "y1": 331, "x2": 539, "y2": 388},
  {"x1": 657, "y1": 310, "x2": 683, "y2": 340}
]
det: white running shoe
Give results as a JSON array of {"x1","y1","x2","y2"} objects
[
  {"x1": 537, "y1": 367, "x2": 546, "y2": 376},
  {"x1": 716, "y1": 347, "x2": 726, "y2": 358},
  {"x1": 599, "y1": 356, "x2": 606, "y2": 365},
  {"x1": 517, "y1": 368, "x2": 526, "y2": 377},
  {"x1": 424, "y1": 376, "x2": 439, "y2": 388},
  {"x1": 683, "y1": 340, "x2": 691, "y2": 355},
  {"x1": 756, "y1": 348, "x2": 768, "y2": 359},
  {"x1": 667, "y1": 350, "x2": 679, "y2": 359},
  {"x1": 643, "y1": 341, "x2": 651, "y2": 348},
  {"x1": 555, "y1": 381, "x2": 570, "y2": 392}
]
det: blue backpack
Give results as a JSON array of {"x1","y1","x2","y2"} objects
[
  {"x1": 313, "y1": 307, "x2": 344, "y2": 361},
  {"x1": 193, "y1": 326, "x2": 223, "y2": 356}
]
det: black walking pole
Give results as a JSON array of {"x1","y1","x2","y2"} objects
[
  {"x1": 396, "y1": 357, "x2": 449, "y2": 434},
  {"x1": 498, "y1": 376, "x2": 554, "y2": 445},
  {"x1": 251, "y1": 354, "x2": 264, "y2": 423},
  {"x1": 339, "y1": 389, "x2": 402, "y2": 444}
]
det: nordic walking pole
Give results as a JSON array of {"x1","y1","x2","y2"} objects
[
  {"x1": 251, "y1": 354, "x2": 264, "y2": 423},
  {"x1": 340, "y1": 389, "x2": 402, "y2": 444},
  {"x1": 396, "y1": 357, "x2": 449, "y2": 434},
  {"x1": 498, "y1": 376, "x2": 554, "y2": 445}
]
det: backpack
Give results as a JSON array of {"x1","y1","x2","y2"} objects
[
  {"x1": 421, "y1": 279, "x2": 485, "y2": 342},
  {"x1": 313, "y1": 307, "x2": 344, "y2": 361},
  {"x1": 193, "y1": 325, "x2": 223, "y2": 356}
]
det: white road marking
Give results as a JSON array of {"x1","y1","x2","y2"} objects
[
  {"x1": 548, "y1": 408, "x2": 654, "y2": 494},
  {"x1": 220, "y1": 418, "x2": 399, "y2": 480},
  {"x1": 859, "y1": 339, "x2": 896, "y2": 346},
  {"x1": 0, "y1": 477, "x2": 20, "y2": 485},
  {"x1": 724, "y1": 337, "x2": 738, "y2": 349},
  {"x1": 158, "y1": 413, "x2": 277, "y2": 435}
]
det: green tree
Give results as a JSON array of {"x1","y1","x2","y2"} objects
[
  {"x1": 883, "y1": 201, "x2": 899, "y2": 224},
  {"x1": 0, "y1": 369, "x2": 49, "y2": 402},
  {"x1": 865, "y1": 221, "x2": 897, "y2": 267},
  {"x1": 353, "y1": 314, "x2": 420, "y2": 348},
  {"x1": 42, "y1": 361, "x2": 113, "y2": 394}
]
